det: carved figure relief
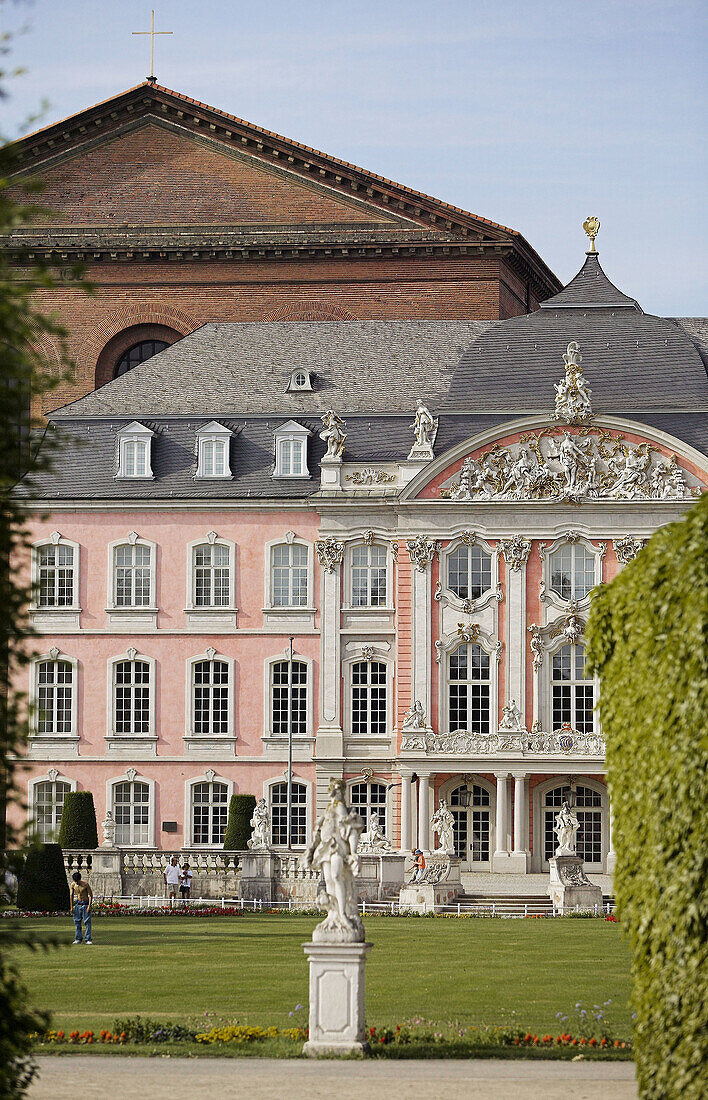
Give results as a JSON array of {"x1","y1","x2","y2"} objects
[
  {"x1": 345, "y1": 467, "x2": 396, "y2": 485},
  {"x1": 553, "y1": 341, "x2": 593, "y2": 424}
]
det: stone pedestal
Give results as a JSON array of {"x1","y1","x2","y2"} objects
[
  {"x1": 302, "y1": 941, "x2": 372, "y2": 1056},
  {"x1": 398, "y1": 857, "x2": 461, "y2": 913},
  {"x1": 238, "y1": 849, "x2": 278, "y2": 902},
  {"x1": 89, "y1": 848, "x2": 122, "y2": 897},
  {"x1": 319, "y1": 455, "x2": 343, "y2": 491},
  {"x1": 548, "y1": 854, "x2": 603, "y2": 912}
]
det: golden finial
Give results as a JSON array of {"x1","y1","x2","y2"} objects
[{"x1": 583, "y1": 216, "x2": 600, "y2": 252}]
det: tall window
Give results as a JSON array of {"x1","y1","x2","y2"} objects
[
  {"x1": 113, "y1": 780, "x2": 150, "y2": 845},
  {"x1": 447, "y1": 544, "x2": 492, "y2": 600},
  {"x1": 37, "y1": 543, "x2": 75, "y2": 607},
  {"x1": 270, "y1": 781, "x2": 307, "y2": 846},
  {"x1": 33, "y1": 779, "x2": 70, "y2": 842},
  {"x1": 193, "y1": 544, "x2": 230, "y2": 607},
  {"x1": 351, "y1": 545, "x2": 387, "y2": 607},
  {"x1": 192, "y1": 781, "x2": 228, "y2": 845},
  {"x1": 351, "y1": 661, "x2": 387, "y2": 736},
  {"x1": 278, "y1": 439, "x2": 305, "y2": 476},
  {"x1": 114, "y1": 544, "x2": 152, "y2": 606},
  {"x1": 114, "y1": 340, "x2": 168, "y2": 378},
  {"x1": 122, "y1": 439, "x2": 149, "y2": 477},
  {"x1": 449, "y1": 783, "x2": 491, "y2": 862},
  {"x1": 201, "y1": 438, "x2": 227, "y2": 476},
  {"x1": 349, "y1": 781, "x2": 387, "y2": 834},
  {"x1": 271, "y1": 660, "x2": 308, "y2": 736},
  {"x1": 552, "y1": 643, "x2": 594, "y2": 733},
  {"x1": 544, "y1": 784, "x2": 603, "y2": 864},
  {"x1": 114, "y1": 659, "x2": 151, "y2": 736},
  {"x1": 549, "y1": 543, "x2": 596, "y2": 601},
  {"x1": 448, "y1": 644, "x2": 491, "y2": 735},
  {"x1": 37, "y1": 660, "x2": 73, "y2": 734},
  {"x1": 271, "y1": 543, "x2": 308, "y2": 606},
  {"x1": 193, "y1": 659, "x2": 229, "y2": 736}
]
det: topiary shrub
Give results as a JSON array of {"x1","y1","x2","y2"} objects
[
  {"x1": 223, "y1": 794, "x2": 256, "y2": 850},
  {"x1": 16, "y1": 844, "x2": 70, "y2": 912},
  {"x1": 586, "y1": 493, "x2": 708, "y2": 1100},
  {"x1": 57, "y1": 791, "x2": 98, "y2": 849}
]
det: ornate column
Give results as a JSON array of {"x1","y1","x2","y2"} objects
[
  {"x1": 606, "y1": 796, "x2": 616, "y2": 874},
  {"x1": 410, "y1": 776, "x2": 419, "y2": 851},
  {"x1": 400, "y1": 773, "x2": 411, "y2": 853},
  {"x1": 509, "y1": 773, "x2": 529, "y2": 872},
  {"x1": 418, "y1": 772, "x2": 431, "y2": 852},
  {"x1": 499, "y1": 536, "x2": 531, "y2": 727},
  {"x1": 406, "y1": 537, "x2": 440, "y2": 723},
  {"x1": 315, "y1": 537, "x2": 345, "y2": 768},
  {"x1": 493, "y1": 771, "x2": 510, "y2": 871}
]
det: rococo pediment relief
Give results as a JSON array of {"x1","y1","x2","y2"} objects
[{"x1": 439, "y1": 425, "x2": 702, "y2": 504}]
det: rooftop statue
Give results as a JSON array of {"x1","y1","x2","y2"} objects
[
  {"x1": 319, "y1": 409, "x2": 346, "y2": 459},
  {"x1": 408, "y1": 399, "x2": 438, "y2": 460}
]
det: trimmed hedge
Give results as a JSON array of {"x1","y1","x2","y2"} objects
[
  {"x1": 17, "y1": 844, "x2": 70, "y2": 912},
  {"x1": 586, "y1": 493, "x2": 708, "y2": 1100},
  {"x1": 58, "y1": 791, "x2": 98, "y2": 849},
  {"x1": 223, "y1": 794, "x2": 256, "y2": 850}
]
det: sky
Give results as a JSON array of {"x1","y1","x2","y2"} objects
[{"x1": 0, "y1": 0, "x2": 705, "y2": 315}]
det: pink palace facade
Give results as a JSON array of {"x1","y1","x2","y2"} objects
[{"x1": 14, "y1": 248, "x2": 708, "y2": 886}]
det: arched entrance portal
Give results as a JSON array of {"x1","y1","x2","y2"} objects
[{"x1": 448, "y1": 780, "x2": 494, "y2": 871}]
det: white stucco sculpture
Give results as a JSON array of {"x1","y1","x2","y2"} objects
[
  {"x1": 303, "y1": 778, "x2": 364, "y2": 942},
  {"x1": 247, "y1": 797, "x2": 270, "y2": 850},
  {"x1": 553, "y1": 341, "x2": 593, "y2": 424},
  {"x1": 554, "y1": 800, "x2": 580, "y2": 855},
  {"x1": 430, "y1": 797, "x2": 455, "y2": 855},
  {"x1": 319, "y1": 409, "x2": 346, "y2": 458},
  {"x1": 407, "y1": 399, "x2": 438, "y2": 459},
  {"x1": 402, "y1": 698, "x2": 428, "y2": 731},
  {"x1": 101, "y1": 810, "x2": 117, "y2": 848},
  {"x1": 358, "y1": 811, "x2": 392, "y2": 854},
  {"x1": 499, "y1": 699, "x2": 525, "y2": 732}
]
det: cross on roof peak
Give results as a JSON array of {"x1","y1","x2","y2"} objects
[{"x1": 132, "y1": 9, "x2": 173, "y2": 83}]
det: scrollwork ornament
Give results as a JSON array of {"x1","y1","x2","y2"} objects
[
  {"x1": 613, "y1": 534, "x2": 648, "y2": 564},
  {"x1": 406, "y1": 536, "x2": 440, "y2": 572},
  {"x1": 316, "y1": 537, "x2": 345, "y2": 574},
  {"x1": 499, "y1": 535, "x2": 532, "y2": 571},
  {"x1": 528, "y1": 624, "x2": 544, "y2": 669}
]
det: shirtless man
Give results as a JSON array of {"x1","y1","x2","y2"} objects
[{"x1": 70, "y1": 870, "x2": 93, "y2": 945}]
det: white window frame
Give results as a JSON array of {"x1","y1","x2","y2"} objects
[
  {"x1": 29, "y1": 651, "x2": 79, "y2": 741},
  {"x1": 116, "y1": 421, "x2": 154, "y2": 479},
  {"x1": 534, "y1": 776, "x2": 607, "y2": 872},
  {"x1": 195, "y1": 421, "x2": 233, "y2": 479},
  {"x1": 263, "y1": 652, "x2": 314, "y2": 741},
  {"x1": 28, "y1": 771, "x2": 77, "y2": 842},
  {"x1": 273, "y1": 420, "x2": 311, "y2": 479},
  {"x1": 540, "y1": 534, "x2": 605, "y2": 613},
  {"x1": 549, "y1": 639, "x2": 596, "y2": 735},
  {"x1": 439, "y1": 533, "x2": 498, "y2": 612},
  {"x1": 436, "y1": 626, "x2": 500, "y2": 737},
  {"x1": 106, "y1": 649, "x2": 157, "y2": 749},
  {"x1": 186, "y1": 534, "x2": 236, "y2": 611},
  {"x1": 185, "y1": 772, "x2": 233, "y2": 848},
  {"x1": 264, "y1": 774, "x2": 313, "y2": 849},
  {"x1": 345, "y1": 539, "x2": 391, "y2": 610},
  {"x1": 347, "y1": 777, "x2": 391, "y2": 837},
  {"x1": 446, "y1": 640, "x2": 494, "y2": 737},
  {"x1": 30, "y1": 533, "x2": 80, "y2": 612},
  {"x1": 106, "y1": 533, "x2": 157, "y2": 612},
  {"x1": 185, "y1": 649, "x2": 235, "y2": 743},
  {"x1": 264, "y1": 535, "x2": 315, "y2": 613},
  {"x1": 107, "y1": 770, "x2": 156, "y2": 848},
  {"x1": 343, "y1": 649, "x2": 393, "y2": 743}
]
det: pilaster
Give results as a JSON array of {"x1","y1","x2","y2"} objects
[{"x1": 316, "y1": 538, "x2": 344, "y2": 757}]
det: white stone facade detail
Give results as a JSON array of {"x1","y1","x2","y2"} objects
[{"x1": 553, "y1": 341, "x2": 593, "y2": 424}]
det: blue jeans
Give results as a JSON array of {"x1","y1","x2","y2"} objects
[{"x1": 73, "y1": 901, "x2": 92, "y2": 942}]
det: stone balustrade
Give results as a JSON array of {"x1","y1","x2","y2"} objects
[
  {"x1": 63, "y1": 848, "x2": 243, "y2": 899},
  {"x1": 239, "y1": 849, "x2": 407, "y2": 905}
]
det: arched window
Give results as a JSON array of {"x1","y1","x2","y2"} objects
[
  {"x1": 350, "y1": 780, "x2": 387, "y2": 834},
  {"x1": 447, "y1": 544, "x2": 492, "y2": 601},
  {"x1": 114, "y1": 340, "x2": 168, "y2": 378},
  {"x1": 350, "y1": 544, "x2": 387, "y2": 607},
  {"x1": 351, "y1": 661, "x2": 387, "y2": 736},
  {"x1": 32, "y1": 778, "x2": 71, "y2": 842},
  {"x1": 551, "y1": 643, "x2": 594, "y2": 732},
  {"x1": 271, "y1": 543, "x2": 308, "y2": 606},
  {"x1": 191, "y1": 781, "x2": 229, "y2": 845},
  {"x1": 543, "y1": 784, "x2": 603, "y2": 865},
  {"x1": 114, "y1": 659, "x2": 151, "y2": 736},
  {"x1": 193, "y1": 544, "x2": 231, "y2": 607},
  {"x1": 449, "y1": 783, "x2": 491, "y2": 863},
  {"x1": 192, "y1": 658, "x2": 230, "y2": 737},
  {"x1": 113, "y1": 780, "x2": 150, "y2": 845},
  {"x1": 271, "y1": 660, "x2": 308, "y2": 736},
  {"x1": 448, "y1": 643, "x2": 491, "y2": 735},
  {"x1": 549, "y1": 543, "x2": 596, "y2": 601},
  {"x1": 269, "y1": 781, "x2": 307, "y2": 847},
  {"x1": 37, "y1": 659, "x2": 74, "y2": 734}
]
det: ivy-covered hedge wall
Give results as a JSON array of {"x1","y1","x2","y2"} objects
[
  {"x1": 223, "y1": 795, "x2": 256, "y2": 850},
  {"x1": 586, "y1": 494, "x2": 708, "y2": 1100},
  {"x1": 57, "y1": 791, "x2": 98, "y2": 849}
]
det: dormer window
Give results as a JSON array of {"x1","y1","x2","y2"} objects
[
  {"x1": 273, "y1": 421, "x2": 311, "y2": 478},
  {"x1": 287, "y1": 369, "x2": 313, "y2": 392},
  {"x1": 117, "y1": 422, "x2": 154, "y2": 479},
  {"x1": 196, "y1": 422, "x2": 232, "y2": 479}
]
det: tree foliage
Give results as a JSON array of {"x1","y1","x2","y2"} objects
[
  {"x1": 16, "y1": 843, "x2": 69, "y2": 911},
  {"x1": 57, "y1": 791, "x2": 98, "y2": 849},
  {"x1": 223, "y1": 794, "x2": 256, "y2": 850},
  {"x1": 586, "y1": 495, "x2": 708, "y2": 1099}
]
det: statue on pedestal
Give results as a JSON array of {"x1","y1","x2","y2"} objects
[
  {"x1": 430, "y1": 798, "x2": 455, "y2": 854},
  {"x1": 402, "y1": 699, "x2": 427, "y2": 731},
  {"x1": 554, "y1": 800, "x2": 580, "y2": 855},
  {"x1": 302, "y1": 779, "x2": 364, "y2": 942},
  {"x1": 247, "y1": 797, "x2": 270, "y2": 850},
  {"x1": 101, "y1": 810, "x2": 117, "y2": 848},
  {"x1": 358, "y1": 811, "x2": 391, "y2": 854},
  {"x1": 499, "y1": 699, "x2": 525, "y2": 732},
  {"x1": 319, "y1": 410, "x2": 346, "y2": 459},
  {"x1": 407, "y1": 399, "x2": 438, "y2": 460}
]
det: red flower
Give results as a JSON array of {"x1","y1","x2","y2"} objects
[{"x1": 589, "y1": 1037, "x2": 597, "y2": 1047}]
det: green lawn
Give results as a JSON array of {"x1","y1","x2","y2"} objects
[{"x1": 8, "y1": 914, "x2": 632, "y2": 1037}]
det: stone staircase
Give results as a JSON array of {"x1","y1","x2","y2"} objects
[{"x1": 449, "y1": 890, "x2": 615, "y2": 915}]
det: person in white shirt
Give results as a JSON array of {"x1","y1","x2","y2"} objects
[
  {"x1": 163, "y1": 856, "x2": 181, "y2": 905},
  {"x1": 179, "y1": 863, "x2": 193, "y2": 906}
]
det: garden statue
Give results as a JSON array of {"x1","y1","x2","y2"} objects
[
  {"x1": 358, "y1": 811, "x2": 392, "y2": 853},
  {"x1": 319, "y1": 409, "x2": 346, "y2": 458},
  {"x1": 554, "y1": 800, "x2": 580, "y2": 855},
  {"x1": 101, "y1": 810, "x2": 117, "y2": 848},
  {"x1": 402, "y1": 698, "x2": 427, "y2": 731},
  {"x1": 430, "y1": 798, "x2": 455, "y2": 854},
  {"x1": 247, "y1": 797, "x2": 270, "y2": 850},
  {"x1": 302, "y1": 778, "x2": 364, "y2": 942}
]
